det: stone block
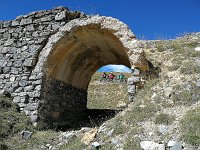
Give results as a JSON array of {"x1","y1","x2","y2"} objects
[
  {"x1": 0, "y1": 60, "x2": 7, "y2": 67},
  {"x1": 0, "y1": 28, "x2": 5, "y2": 33},
  {"x1": 140, "y1": 141, "x2": 165, "y2": 150},
  {"x1": 24, "y1": 85, "x2": 34, "y2": 92},
  {"x1": 19, "y1": 80, "x2": 28, "y2": 87},
  {"x1": 3, "y1": 33, "x2": 11, "y2": 40},
  {"x1": 55, "y1": 11, "x2": 67, "y2": 21},
  {"x1": 26, "y1": 24, "x2": 35, "y2": 31},
  {"x1": 10, "y1": 76, "x2": 15, "y2": 82},
  {"x1": 127, "y1": 85, "x2": 136, "y2": 93},
  {"x1": 20, "y1": 130, "x2": 32, "y2": 139},
  {"x1": 23, "y1": 58, "x2": 36, "y2": 67},
  {"x1": 33, "y1": 79, "x2": 42, "y2": 85},
  {"x1": 11, "y1": 68, "x2": 19, "y2": 75},
  {"x1": 91, "y1": 142, "x2": 101, "y2": 149},
  {"x1": 132, "y1": 68, "x2": 140, "y2": 76},
  {"x1": 11, "y1": 20, "x2": 20, "y2": 26},
  {"x1": 30, "y1": 115, "x2": 38, "y2": 122},
  {"x1": 25, "y1": 103, "x2": 39, "y2": 111},
  {"x1": 0, "y1": 67, "x2": 2, "y2": 74},
  {"x1": 13, "y1": 96, "x2": 21, "y2": 103},
  {"x1": 41, "y1": 15, "x2": 52, "y2": 22},
  {"x1": 127, "y1": 77, "x2": 140, "y2": 85},
  {"x1": 35, "y1": 85, "x2": 41, "y2": 91},
  {"x1": 3, "y1": 67, "x2": 10, "y2": 74},
  {"x1": 20, "y1": 18, "x2": 32, "y2": 26},
  {"x1": 4, "y1": 39, "x2": 15, "y2": 46},
  {"x1": 3, "y1": 21, "x2": 11, "y2": 27}
]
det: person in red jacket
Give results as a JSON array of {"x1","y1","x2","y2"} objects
[{"x1": 109, "y1": 72, "x2": 115, "y2": 80}]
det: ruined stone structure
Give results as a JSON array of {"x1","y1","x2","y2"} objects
[{"x1": 0, "y1": 7, "x2": 151, "y2": 128}]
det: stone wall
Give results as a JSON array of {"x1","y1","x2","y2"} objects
[
  {"x1": 0, "y1": 6, "x2": 85, "y2": 120},
  {"x1": 39, "y1": 77, "x2": 87, "y2": 129}
]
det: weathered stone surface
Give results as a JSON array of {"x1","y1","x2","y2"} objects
[
  {"x1": 4, "y1": 39, "x2": 15, "y2": 46},
  {"x1": 20, "y1": 130, "x2": 33, "y2": 139},
  {"x1": 55, "y1": 11, "x2": 67, "y2": 21},
  {"x1": 127, "y1": 76, "x2": 140, "y2": 85},
  {"x1": 20, "y1": 18, "x2": 33, "y2": 26},
  {"x1": 23, "y1": 58, "x2": 36, "y2": 67},
  {"x1": 91, "y1": 142, "x2": 101, "y2": 149},
  {"x1": 194, "y1": 47, "x2": 200, "y2": 51},
  {"x1": 170, "y1": 142, "x2": 182, "y2": 150},
  {"x1": 127, "y1": 85, "x2": 136, "y2": 93},
  {"x1": 30, "y1": 115, "x2": 38, "y2": 122},
  {"x1": 81, "y1": 128, "x2": 97, "y2": 145},
  {"x1": 11, "y1": 20, "x2": 20, "y2": 26},
  {"x1": 140, "y1": 141, "x2": 165, "y2": 150},
  {"x1": 117, "y1": 101, "x2": 127, "y2": 108}
]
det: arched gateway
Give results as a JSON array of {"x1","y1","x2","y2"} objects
[
  {"x1": 0, "y1": 8, "x2": 151, "y2": 129},
  {"x1": 32, "y1": 16, "x2": 149, "y2": 128}
]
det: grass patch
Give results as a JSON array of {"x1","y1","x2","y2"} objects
[
  {"x1": 124, "y1": 135, "x2": 141, "y2": 150},
  {"x1": 0, "y1": 95, "x2": 35, "y2": 149},
  {"x1": 167, "y1": 64, "x2": 180, "y2": 71},
  {"x1": 60, "y1": 137, "x2": 86, "y2": 150},
  {"x1": 180, "y1": 106, "x2": 200, "y2": 146},
  {"x1": 180, "y1": 62, "x2": 200, "y2": 74},
  {"x1": 87, "y1": 72, "x2": 131, "y2": 109},
  {"x1": 154, "y1": 113, "x2": 174, "y2": 125},
  {"x1": 4, "y1": 130, "x2": 59, "y2": 149},
  {"x1": 0, "y1": 95, "x2": 40, "y2": 149},
  {"x1": 125, "y1": 103, "x2": 161, "y2": 126},
  {"x1": 109, "y1": 116, "x2": 129, "y2": 136},
  {"x1": 172, "y1": 82, "x2": 200, "y2": 106}
]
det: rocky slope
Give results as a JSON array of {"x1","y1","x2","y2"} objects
[{"x1": 0, "y1": 33, "x2": 200, "y2": 150}]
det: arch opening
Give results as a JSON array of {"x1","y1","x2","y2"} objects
[
  {"x1": 87, "y1": 65, "x2": 132, "y2": 110},
  {"x1": 39, "y1": 25, "x2": 132, "y2": 130}
]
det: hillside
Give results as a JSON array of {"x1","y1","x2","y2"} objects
[{"x1": 0, "y1": 32, "x2": 200, "y2": 149}]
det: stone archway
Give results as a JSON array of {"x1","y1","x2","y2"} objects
[{"x1": 33, "y1": 16, "x2": 149, "y2": 129}]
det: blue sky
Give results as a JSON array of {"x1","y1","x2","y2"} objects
[
  {"x1": 0, "y1": 0, "x2": 199, "y2": 72},
  {"x1": 98, "y1": 65, "x2": 132, "y2": 73},
  {"x1": 0, "y1": 0, "x2": 200, "y2": 40}
]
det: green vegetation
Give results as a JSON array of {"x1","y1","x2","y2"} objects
[
  {"x1": 125, "y1": 103, "x2": 160, "y2": 125},
  {"x1": 124, "y1": 135, "x2": 141, "y2": 150},
  {"x1": 154, "y1": 113, "x2": 174, "y2": 125},
  {"x1": 4, "y1": 130, "x2": 59, "y2": 150},
  {"x1": 172, "y1": 82, "x2": 200, "y2": 106},
  {"x1": 60, "y1": 137, "x2": 86, "y2": 150},
  {"x1": 180, "y1": 106, "x2": 200, "y2": 146},
  {"x1": 0, "y1": 95, "x2": 34, "y2": 149},
  {"x1": 180, "y1": 62, "x2": 200, "y2": 74}
]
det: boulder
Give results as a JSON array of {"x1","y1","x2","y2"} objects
[
  {"x1": 127, "y1": 76, "x2": 140, "y2": 85},
  {"x1": 194, "y1": 47, "x2": 200, "y2": 51},
  {"x1": 127, "y1": 85, "x2": 136, "y2": 93},
  {"x1": 167, "y1": 141, "x2": 182, "y2": 150},
  {"x1": 81, "y1": 128, "x2": 97, "y2": 145},
  {"x1": 170, "y1": 142, "x2": 182, "y2": 150},
  {"x1": 140, "y1": 141, "x2": 165, "y2": 150},
  {"x1": 91, "y1": 142, "x2": 101, "y2": 150},
  {"x1": 117, "y1": 101, "x2": 127, "y2": 109},
  {"x1": 20, "y1": 130, "x2": 32, "y2": 139},
  {"x1": 55, "y1": 11, "x2": 67, "y2": 21}
]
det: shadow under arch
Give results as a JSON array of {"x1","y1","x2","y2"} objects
[{"x1": 36, "y1": 16, "x2": 148, "y2": 130}]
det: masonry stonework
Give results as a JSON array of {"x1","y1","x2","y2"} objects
[{"x1": 0, "y1": 7, "x2": 150, "y2": 128}]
